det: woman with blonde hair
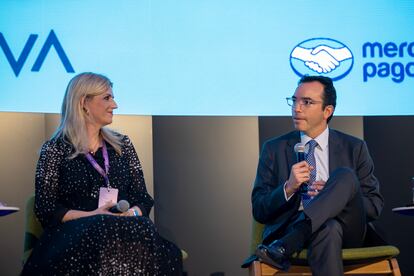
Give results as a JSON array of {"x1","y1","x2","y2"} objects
[{"x1": 22, "y1": 72, "x2": 183, "y2": 275}]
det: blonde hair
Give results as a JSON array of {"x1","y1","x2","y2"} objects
[{"x1": 53, "y1": 72, "x2": 123, "y2": 158}]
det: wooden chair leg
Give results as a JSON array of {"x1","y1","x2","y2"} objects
[
  {"x1": 249, "y1": 261, "x2": 262, "y2": 276},
  {"x1": 248, "y1": 259, "x2": 402, "y2": 276},
  {"x1": 390, "y1": 258, "x2": 401, "y2": 276}
]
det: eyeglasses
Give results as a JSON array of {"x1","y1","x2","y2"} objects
[{"x1": 286, "y1": 97, "x2": 323, "y2": 108}]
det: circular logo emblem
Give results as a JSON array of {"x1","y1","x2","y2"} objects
[{"x1": 290, "y1": 38, "x2": 354, "y2": 81}]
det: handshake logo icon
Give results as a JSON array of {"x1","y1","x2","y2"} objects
[{"x1": 290, "y1": 38, "x2": 353, "y2": 81}]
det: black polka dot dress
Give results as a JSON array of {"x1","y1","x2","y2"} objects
[{"x1": 22, "y1": 135, "x2": 183, "y2": 275}]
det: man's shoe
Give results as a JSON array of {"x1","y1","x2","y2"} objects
[{"x1": 254, "y1": 240, "x2": 290, "y2": 271}]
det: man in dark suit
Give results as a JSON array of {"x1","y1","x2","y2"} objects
[{"x1": 248, "y1": 76, "x2": 383, "y2": 275}]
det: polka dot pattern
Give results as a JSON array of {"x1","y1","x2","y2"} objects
[{"x1": 22, "y1": 135, "x2": 183, "y2": 275}]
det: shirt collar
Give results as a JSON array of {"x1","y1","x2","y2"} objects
[{"x1": 300, "y1": 127, "x2": 329, "y2": 151}]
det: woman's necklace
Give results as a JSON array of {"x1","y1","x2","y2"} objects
[{"x1": 89, "y1": 137, "x2": 102, "y2": 155}]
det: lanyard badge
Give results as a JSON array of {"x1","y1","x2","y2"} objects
[
  {"x1": 85, "y1": 142, "x2": 111, "y2": 188},
  {"x1": 86, "y1": 142, "x2": 119, "y2": 207}
]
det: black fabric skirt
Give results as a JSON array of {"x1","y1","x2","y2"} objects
[{"x1": 22, "y1": 215, "x2": 183, "y2": 276}]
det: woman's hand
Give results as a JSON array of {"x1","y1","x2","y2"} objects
[
  {"x1": 62, "y1": 201, "x2": 118, "y2": 222},
  {"x1": 120, "y1": 206, "x2": 143, "y2": 217},
  {"x1": 91, "y1": 201, "x2": 119, "y2": 216}
]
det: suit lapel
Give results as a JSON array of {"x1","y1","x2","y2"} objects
[
  {"x1": 328, "y1": 129, "x2": 343, "y2": 174},
  {"x1": 286, "y1": 131, "x2": 301, "y2": 170},
  {"x1": 285, "y1": 131, "x2": 302, "y2": 208}
]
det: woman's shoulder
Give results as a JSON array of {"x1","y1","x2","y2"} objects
[
  {"x1": 106, "y1": 129, "x2": 129, "y2": 144},
  {"x1": 120, "y1": 135, "x2": 134, "y2": 151},
  {"x1": 103, "y1": 129, "x2": 130, "y2": 145},
  {"x1": 113, "y1": 133, "x2": 135, "y2": 154},
  {"x1": 40, "y1": 136, "x2": 73, "y2": 156},
  {"x1": 121, "y1": 134, "x2": 131, "y2": 144}
]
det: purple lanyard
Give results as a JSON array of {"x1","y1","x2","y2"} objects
[{"x1": 85, "y1": 142, "x2": 110, "y2": 188}]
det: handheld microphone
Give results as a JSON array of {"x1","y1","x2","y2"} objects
[
  {"x1": 109, "y1": 200, "x2": 130, "y2": 213},
  {"x1": 294, "y1": 143, "x2": 305, "y2": 162},
  {"x1": 294, "y1": 143, "x2": 308, "y2": 194}
]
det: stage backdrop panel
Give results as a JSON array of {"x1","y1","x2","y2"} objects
[{"x1": 1, "y1": 0, "x2": 414, "y2": 115}]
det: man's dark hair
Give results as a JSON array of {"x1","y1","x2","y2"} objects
[{"x1": 298, "y1": 75, "x2": 336, "y2": 123}]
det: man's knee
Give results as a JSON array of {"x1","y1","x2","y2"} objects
[{"x1": 331, "y1": 167, "x2": 360, "y2": 192}]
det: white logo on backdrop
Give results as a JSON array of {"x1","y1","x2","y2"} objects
[{"x1": 290, "y1": 38, "x2": 354, "y2": 80}]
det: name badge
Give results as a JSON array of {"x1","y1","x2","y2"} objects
[{"x1": 98, "y1": 187, "x2": 119, "y2": 207}]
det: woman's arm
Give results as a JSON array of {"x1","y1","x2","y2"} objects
[
  {"x1": 62, "y1": 201, "x2": 118, "y2": 222},
  {"x1": 122, "y1": 136, "x2": 154, "y2": 217},
  {"x1": 34, "y1": 140, "x2": 69, "y2": 228}
]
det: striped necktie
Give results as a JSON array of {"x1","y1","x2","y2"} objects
[{"x1": 302, "y1": 139, "x2": 318, "y2": 207}]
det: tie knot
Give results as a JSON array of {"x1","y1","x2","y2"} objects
[{"x1": 307, "y1": 140, "x2": 318, "y2": 151}]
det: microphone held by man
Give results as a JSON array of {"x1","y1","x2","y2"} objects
[{"x1": 294, "y1": 142, "x2": 308, "y2": 194}]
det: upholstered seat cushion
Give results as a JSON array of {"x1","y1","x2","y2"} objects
[
  {"x1": 250, "y1": 220, "x2": 399, "y2": 266},
  {"x1": 22, "y1": 195, "x2": 43, "y2": 265},
  {"x1": 290, "y1": 246, "x2": 399, "y2": 265}
]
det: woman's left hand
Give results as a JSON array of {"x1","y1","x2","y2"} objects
[{"x1": 120, "y1": 206, "x2": 143, "y2": 217}]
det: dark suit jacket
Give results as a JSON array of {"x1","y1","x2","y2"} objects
[{"x1": 252, "y1": 129, "x2": 384, "y2": 244}]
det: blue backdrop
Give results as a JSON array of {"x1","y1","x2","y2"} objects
[{"x1": 1, "y1": 0, "x2": 413, "y2": 115}]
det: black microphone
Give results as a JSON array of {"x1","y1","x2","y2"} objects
[
  {"x1": 294, "y1": 143, "x2": 308, "y2": 194},
  {"x1": 294, "y1": 143, "x2": 305, "y2": 163},
  {"x1": 109, "y1": 200, "x2": 130, "y2": 213}
]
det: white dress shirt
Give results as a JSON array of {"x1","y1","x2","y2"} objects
[
  {"x1": 301, "y1": 127, "x2": 330, "y2": 183},
  {"x1": 284, "y1": 127, "x2": 330, "y2": 202}
]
